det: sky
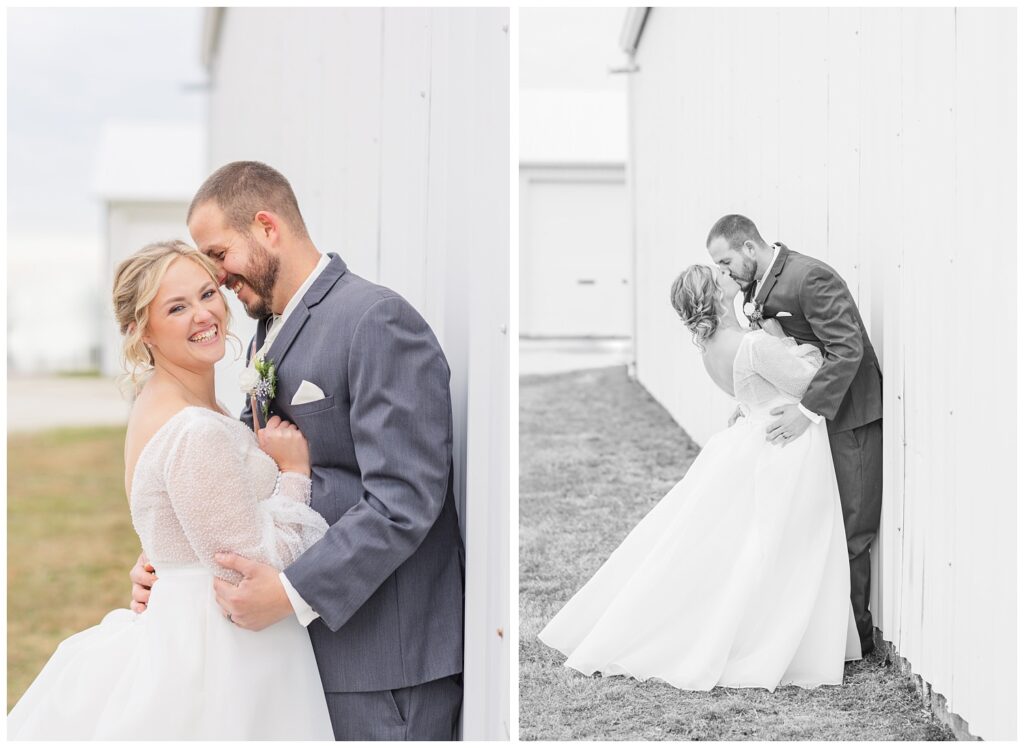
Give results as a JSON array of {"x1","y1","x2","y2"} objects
[
  {"x1": 518, "y1": 9, "x2": 629, "y2": 167},
  {"x1": 6, "y1": 8, "x2": 208, "y2": 373},
  {"x1": 7, "y1": 7, "x2": 207, "y2": 235},
  {"x1": 519, "y1": 7, "x2": 629, "y2": 92}
]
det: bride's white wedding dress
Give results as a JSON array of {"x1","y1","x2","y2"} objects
[
  {"x1": 539, "y1": 328, "x2": 861, "y2": 692},
  {"x1": 8, "y1": 407, "x2": 336, "y2": 740}
]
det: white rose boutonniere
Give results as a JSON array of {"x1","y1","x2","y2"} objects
[
  {"x1": 238, "y1": 366, "x2": 260, "y2": 393},
  {"x1": 239, "y1": 356, "x2": 277, "y2": 427},
  {"x1": 743, "y1": 301, "x2": 765, "y2": 328}
]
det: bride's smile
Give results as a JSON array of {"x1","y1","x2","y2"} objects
[
  {"x1": 188, "y1": 323, "x2": 219, "y2": 345},
  {"x1": 144, "y1": 257, "x2": 229, "y2": 368}
]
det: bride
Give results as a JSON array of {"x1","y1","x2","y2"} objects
[
  {"x1": 538, "y1": 264, "x2": 860, "y2": 691},
  {"x1": 7, "y1": 241, "x2": 335, "y2": 739}
]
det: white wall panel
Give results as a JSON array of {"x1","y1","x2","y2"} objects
[
  {"x1": 206, "y1": 8, "x2": 509, "y2": 738},
  {"x1": 628, "y1": 7, "x2": 1015, "y2": 739},
  {"x1": 949, "y1": 8, "x2": 1017, "y2": 736},
  {"x1": 857, "y1": 6, "x2": 904, "y2": 663}
]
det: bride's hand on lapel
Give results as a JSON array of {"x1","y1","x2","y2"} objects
[{"x1": 257, "y1": 416, "x2": 311, "y2": 476}]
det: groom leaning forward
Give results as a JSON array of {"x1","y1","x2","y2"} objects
[
  {"x1": 706, "y1": 214, "x2": 883, "y2": 657},
  {"x1": 131, "y1": 161, "x2": 464, "y2": 740}
]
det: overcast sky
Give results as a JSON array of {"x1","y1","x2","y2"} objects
[
  {"x1": 520, "y1": 7, "x2": 628, "y2": 91},
  {"x1": 7, "y1": 7, "x2": 207, "y2": 235}
]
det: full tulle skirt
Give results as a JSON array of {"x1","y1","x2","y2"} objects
[
  {"x1": 7, "y1": 566, "x2": 335, "y2": 740},
  {"x1": 538, "y1": 403, "x2": 860, "y2": 692}
]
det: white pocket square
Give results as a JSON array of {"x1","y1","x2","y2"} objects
[
  {"x1": 291, "y1": 380, "x2": 326, "y2": 406},
  {"x1": 775, "y1": 311, "x2": 793, "y2": 317}
]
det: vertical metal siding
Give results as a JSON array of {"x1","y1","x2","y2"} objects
[{"x1": 628, "y1": 8, "x2": 1015, "y2": 739}]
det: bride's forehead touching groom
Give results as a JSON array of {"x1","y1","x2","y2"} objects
[{"x1": 180, "y1": 162, "x2": 465, "y2": 741}]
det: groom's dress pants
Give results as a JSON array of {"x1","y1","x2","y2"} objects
[
  {"x1": 324, "y1": 673, "x2": 462, "y2": 741},
  {"x1": 828, "y1": 418, "x2": 883, "y2": 653}
]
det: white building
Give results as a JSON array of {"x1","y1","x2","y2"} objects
[
  {"x1": 519, "y1": 90, "x2": 630, "y2": 338},
  {"x1": 519, "y1": 8, "x2": 631, "y2": 340},
  {"x1": 201, "y1": 8, "x2": 509, "y2": 738},
  {"x1": 621, "y1": 8, "x2": 1015, "y2": 740},
  {"x1": 94, "y1": 121, "x2": 206, "y2": 377}
]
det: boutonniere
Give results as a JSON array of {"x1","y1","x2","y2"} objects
[
  {"x1": 743, "y1": 301, "x2": 764, "y2": 327},
  {"x1": 239, "y1": 356, "x2": 277, "y2": 428}
]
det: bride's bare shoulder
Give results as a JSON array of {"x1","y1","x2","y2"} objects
[
  {"x1": 125, "y1": 383, "x2": 192, "y2": 452},
  {"x1": 706, "y1": 328, "x2": 747, "y2": 356}
]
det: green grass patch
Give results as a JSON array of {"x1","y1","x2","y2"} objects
[
  {"x1": 54, "y1": 368, "x2": 103, "y2": 379},
  {"x1": 519, "y1": 366, "x2": 953, "y2": 741},
  {"x1": 7, "y1": 425, "x2": 139, "y2": 711}
]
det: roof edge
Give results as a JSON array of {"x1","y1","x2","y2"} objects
[
  {"x1": 201, "y1": 8, "x2": 226, "y2": 70},
  {"x1": 619, "y1": 7, "x2": 650, "y2": 55}
]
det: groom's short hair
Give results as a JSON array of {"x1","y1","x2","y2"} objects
[
  {"x1": 706, "y1": 214, "x2": 765, "y2": 250},
  {"x1": 188, "y1": 161, "x2": 310, "y2": 239}
]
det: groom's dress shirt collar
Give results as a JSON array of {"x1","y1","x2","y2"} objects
[
  {"x1": 270, "y1": 253, "x2": 332, "y2": 338},
  {"x1": 256, "y1": 253, "x2": 332, "y2": 362}
]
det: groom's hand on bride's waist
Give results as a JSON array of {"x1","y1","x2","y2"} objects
[
  {"x1": 213, "y1": 552, "x2": 293, "y2": 631},
  {"x1": 766, "y1": 404, "x2": 812, "y2": 447}
]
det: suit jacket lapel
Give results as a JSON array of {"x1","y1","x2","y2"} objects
[
  {"x1": 264, "y1": 253, "x2": 348, "y2": 367},
  {"x1": 265, "y1": 305, "x2": 310, "y2": 366},
  {"x1": 754, "y1": 243, "x2": 790, "y2": 306}
]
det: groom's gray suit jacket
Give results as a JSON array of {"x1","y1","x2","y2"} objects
[
  {"x1": 744, "y1": 244, "x2": 882, "y2": 434},
  {"x1": 241, "y1": 254, "x2": 464, "y2": 693}
]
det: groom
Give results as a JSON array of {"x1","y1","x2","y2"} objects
[
  {"x1": 131, "y1": 161, "x2": 464, "y2": 739},
  {"x1": 706, "y1": 214, "x2": 883, "y2": 656}
]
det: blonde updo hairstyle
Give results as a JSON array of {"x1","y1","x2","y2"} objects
[
  {"x1": 112, "y1": 240, "x2": 237, "y2": 389},
  {"x1": 670, "y1": 264, "x2": 725, "y2": 352}
]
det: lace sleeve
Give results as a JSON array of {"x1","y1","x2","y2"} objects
[
  {"x1": 748, "y1": 331, "x2": 823, "y2": 399},
  {"x1": 163, "y1": 418, "x2": 326, "y2": 582},
  {"x1": 259, "y1": 472, "x2": 329, "y2": 570}
]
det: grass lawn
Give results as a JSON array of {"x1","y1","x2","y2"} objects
[
  {"x1": 519, "y1": 366, "x2": 953, "y2": 741},
  {"x1": 7, "y1": 425, "x2": 139, "y2": 712}
]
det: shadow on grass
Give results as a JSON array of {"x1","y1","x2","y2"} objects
[{"x1": 519, "y1": 366, "x2": 953, "y2": 741}]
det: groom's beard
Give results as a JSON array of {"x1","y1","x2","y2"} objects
[
  {"x1": 733, "y1": 255, "x2": 758, "y2": 291},
  {"x1": 232, "y1": 238, "x2": 281, "y2": 320}
]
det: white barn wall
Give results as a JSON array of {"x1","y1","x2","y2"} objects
[
  {"x1": 204, "y1": 8, "x2": 509, "y2": 738},
  {"x1": 627, "y1": 8, "x2": 1015, "y2": 740}
]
